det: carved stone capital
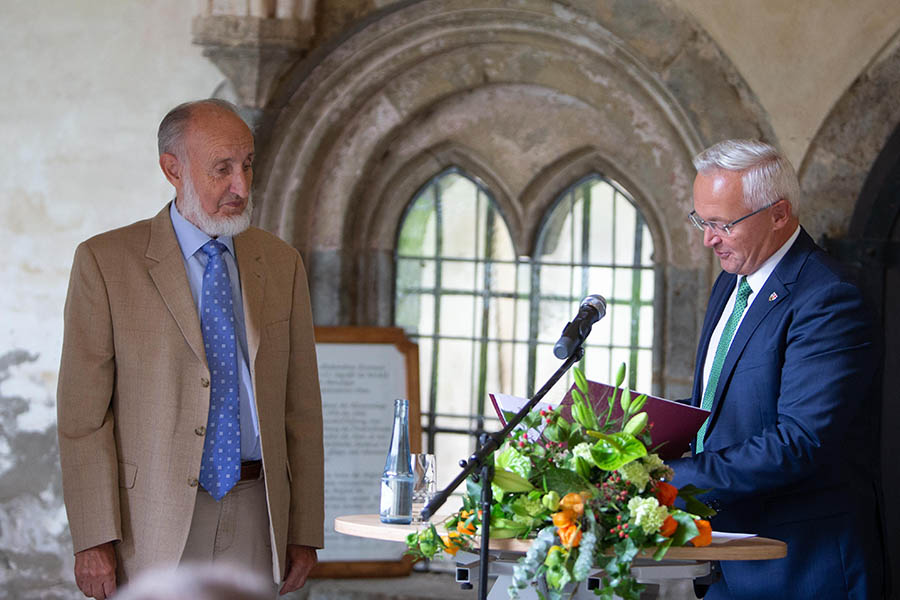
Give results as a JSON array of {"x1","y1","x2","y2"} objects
[{"x1": 193, "y1": 15, "x2": 313, "y2": 109}]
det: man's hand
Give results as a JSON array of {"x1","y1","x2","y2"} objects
[
  {"x1": 279, "y1": 544, "x2": 318, "y2": 595},
  {"x1": 74, "y1": 542, "x2": 117, "y2": 599}
]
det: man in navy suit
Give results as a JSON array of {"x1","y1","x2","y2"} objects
[{"x1": 669, "y1": 140, "x2": 884, "y2": 599}]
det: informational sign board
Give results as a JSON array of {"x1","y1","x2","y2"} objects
[{"x1": 310, "y1": 327, "x2": 421, "y2": 578}]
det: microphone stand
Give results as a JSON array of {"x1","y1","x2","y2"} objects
[{"x1": 420, "y1": 346, "x2": 586, "y2": 600}]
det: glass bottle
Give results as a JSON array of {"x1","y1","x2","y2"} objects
[{"x1": 380, "y1": 398, "x2": 413, "y2": 524}]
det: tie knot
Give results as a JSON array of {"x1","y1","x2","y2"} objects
[
  {"x1": 738, "y1": 276, "x2": 752, "y2": 299},
  {"x1": 201, "y1": 239, "x2": 227, "y2": 258}
]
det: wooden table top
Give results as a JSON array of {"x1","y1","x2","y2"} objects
[{"x1": 334, "y1": 514, "x2": 787, "y2": 561}]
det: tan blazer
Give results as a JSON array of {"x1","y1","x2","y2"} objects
[{"x1": 57, "y1": 204, "x2": 324, "y2": 581}]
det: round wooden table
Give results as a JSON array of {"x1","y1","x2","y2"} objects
[{"x1": 334, "y1": 514, "x2": 787, "y2": 561}]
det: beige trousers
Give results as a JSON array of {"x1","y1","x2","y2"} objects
[{"x1": 180, "y1": 476, "x2": 279, "y2": 591}]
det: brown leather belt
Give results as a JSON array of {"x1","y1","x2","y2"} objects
[{"x1": 240, "y1": 460, "x2": 262, "y2": 481}]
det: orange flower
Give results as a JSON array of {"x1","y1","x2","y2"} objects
[
  {"x1": 551, "y1": 509, "x2": 576, "y2": 529},
  {"x1": 558, "y1": 524, "x2": 582, "y2": 548},
  {"x1": 690, "y1": 519, "x2": 712, "y2": 547},
  {"x1": 654, "y1": 481, "x2": 678, "y2": 507},
  {"x1": 441, "y1": 532, "x2": 463, "y2": 556},
  {"x1": 659, "y1": 515, "x2": 677, "y2": 538},
  {"x1": 457, "y1": 519, "x2": 476, "y2": 535},
  {"x1": 559, "y1": 492, "x2": 586, "y2": 516}
]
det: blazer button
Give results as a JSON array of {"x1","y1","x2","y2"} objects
[
  {"x1": 195, "y1": 426, "x2": 206, "y2": 436},
  {"x1": 188, "y1": 478, "x2": 199, "y2": 487},
  {"x1": 200, "y1": 377, "x2": 210, "y2": 388}
]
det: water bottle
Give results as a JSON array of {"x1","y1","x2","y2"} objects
[{"x1": 380, "y1": 398, "x2": 413, "y2": 524}]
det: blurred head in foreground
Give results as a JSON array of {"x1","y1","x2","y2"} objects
[{"x1": 114, "y1": 562, "x2": 274, "y2": 600}]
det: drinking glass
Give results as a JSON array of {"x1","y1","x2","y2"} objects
[{"x1": 411, "y1": 453, "x2": 436, "y2": 523}]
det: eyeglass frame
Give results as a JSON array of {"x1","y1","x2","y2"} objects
[{"x1": 688, "y1": 199, "x2": 782, "y2": 236}]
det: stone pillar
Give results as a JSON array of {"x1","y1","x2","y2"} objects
[{"x1": 192, "y1": 0, "x2": 315, "y2": 112}]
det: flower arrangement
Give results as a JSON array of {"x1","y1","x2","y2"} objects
[{"x1": 406, "y1": 364, "x2": 715, "y2": 600}]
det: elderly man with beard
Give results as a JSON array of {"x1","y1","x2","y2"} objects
[{"x1": 57, "y1": 99, "x2": 324, "y2": 599}]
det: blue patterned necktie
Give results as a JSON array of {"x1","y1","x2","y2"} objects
[
  {"x1": 696, "y1": 276, "x2": 752, "y2": 453},
  {"x1": 198, "y1": 240, "x2": 241, "y2": 500}
]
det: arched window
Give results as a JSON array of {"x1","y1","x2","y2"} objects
[
  {"x1": 395, "y1": 169, "x2": 529, "y2": 470},
  {"x1": 395, "y1": 169, "x2": 654, "y2": 478},
  {"x1": 530, "y1": 175, "x2": 654, "y2": 393}
]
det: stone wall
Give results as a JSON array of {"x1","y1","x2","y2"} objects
[{"x1": 0, "y1": 1, "x2": 222, "y2": 596}]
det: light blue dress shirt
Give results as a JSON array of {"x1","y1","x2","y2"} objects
[{"x1": 169, "y1": 201, "x2": 262, "y2": 461}]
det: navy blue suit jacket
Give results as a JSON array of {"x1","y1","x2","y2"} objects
[{"x1": 670, "y1": 229, "x2": 884, "y2": 599}]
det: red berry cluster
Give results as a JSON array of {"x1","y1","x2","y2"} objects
[
  {"x1": 598, "y1": 472, "x2": 629, "y2": 504},
  {"x1": 608, "y1": 514, "x2": 630, "y2": 538},
  {"x1": 539, "y1": 408, "x2": 556, "y2": 426}
]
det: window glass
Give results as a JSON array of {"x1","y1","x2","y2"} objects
[{"x1": 395, "y1": 169, "x2": 654, "y2": 475}]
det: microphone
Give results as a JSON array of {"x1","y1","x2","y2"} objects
[{"x1": 553, "y1": 295, "x2": 607, "y2": 359}]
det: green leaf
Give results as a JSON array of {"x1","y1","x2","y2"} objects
[
  {"x1": 676, "y1": 484, "x2": 710, "y2": 496},
  {"x1": 466, "y1": 476, "x2": 482, "y2": 502},
  {"x1": 683, "y1": 495, "x2": 717, "y2": 518},
  {"x1": 556, "y1": 417, "x2": 570, "y2": 436},
  {"x1": 542, "y1": 465, "x2": 592, "y2": 495},
  {"x1": 495, "y1": 444, "x2": 531, "y2": 478},
  {"x1": 677, "y1": 485, "x2": 717, "y2": 518},
  {"x1": 652, "y1": 537, "x2": 673, "y2": 561},
  {"x1": 616, "y1": 536, "x2": 640, "y2": 562},
  {"x1": 590, "y1": 432, "x2": 647, "y2": 471},
  {"x1": 493, "y1": 467, "x2": 535, "y2": 492},
  {"x1": 670, "y1": 510, "x2": 700, "y2": 546},
  {"x1": 544, "y1": 423, "x2": 561, "y2": 442},
  {"x1": 575, "y1": 456, "x2": 592, "y2": 479},
  {"x1": 492, "y1": 526, "x2": 529, "y2": 539}
]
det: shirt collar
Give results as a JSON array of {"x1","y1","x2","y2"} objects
[
  {"x1": 169, "y1": 200, "x2": 236, "y2": 260},
  {"x1": 745, "y1": 224, "x2": 800, "y2": 293}
]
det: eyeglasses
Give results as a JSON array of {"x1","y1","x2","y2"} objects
[{"x1": 688, "y1": 200, "x2": 780, "y2": 236}]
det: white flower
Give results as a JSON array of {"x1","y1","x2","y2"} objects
[
  {"x1": 618, "y1": 460, "x2": 650, "y2": 492},
  {"x1": 627, "y1": 496, "x2": 669, "y2": 535}
]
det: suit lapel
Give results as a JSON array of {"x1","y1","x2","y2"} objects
[
  {"x1": 146, "y1": 205, "x2": 207, "y2": 365},
  {"x1": 706, "y1": 229, "x2": 815, "y2": 421},
  {"x1": 235, "y1": 231, "x2": 266, "y2": 370}
]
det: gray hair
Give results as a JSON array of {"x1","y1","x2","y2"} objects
[
  {"x1": 157, "y1": 98, "x2": 244, "y2": 158},
  {"x1": 114, "y1": 562, "x2": 273, "y2": 600},
  {"x1": 693, "y1": 139, "x2": 801, "y2": 213}
]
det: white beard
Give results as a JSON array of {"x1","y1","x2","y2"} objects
[{"x1": 179, "y1": 173, "x2": 253, "y2": 238}]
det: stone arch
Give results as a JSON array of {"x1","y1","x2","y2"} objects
[
  {"x1": 253, "y1": 0, "x2": 774, "y2": 395},
  {"x1": 799, "y1": 31, "x2": 900, "y2": 240},
  {"x1": 352, "y1": 140, "x2": 520, "y2": 325}
]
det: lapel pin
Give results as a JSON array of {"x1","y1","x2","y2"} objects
[{"x1": 768, "y1": 292, "x2": 778, "y2": 302}]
